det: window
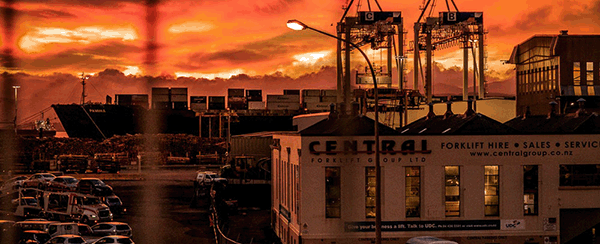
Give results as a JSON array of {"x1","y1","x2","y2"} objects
[
  {"x1": 587, "y1": 62, "x2": 594, "y2": 85},
  {"x1": 485, "y1": 165, "x2": 499, "y2": 216},
  {"x1": 366, "y1": 167, "x2": 376, "y2": 218},
  {"x1": 325, "y1": 167, "x2": 341, "y2": 218},
  {"x1": 574, "y1": 62, "x2": 581, "y2": 85},
  {"x1": 560, "y1": 164, "x2": 600, "y2": 186},
  {"x1": 445, "y1": 166, "x2": 460, "y2": 217},
  {"x1": 405, "y1": 166, "x2": 421, "y2": 217},
  {"x1": 524, "y1": 165, "x2": 538, "y2": 215}
]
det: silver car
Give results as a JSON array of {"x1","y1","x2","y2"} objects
[{"x1": 90, "y1": 222, "x2": 132, "y2": 237}]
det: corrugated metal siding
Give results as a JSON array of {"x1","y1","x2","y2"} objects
[{"x1": 230, "y1": 136, "x2": 273, "y2": 158}]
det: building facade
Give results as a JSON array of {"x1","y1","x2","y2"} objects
[
  {"x1": 508, "y1": 31, "x2": 600, "y2": 116},
  {"x1": 271, "y1": 114, "x2": 600, "y2": 244}
]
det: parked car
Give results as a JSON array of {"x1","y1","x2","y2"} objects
[
  {"x1": 44, "y1": 234, "x2": 86, "y2": 244},
  {"x1": 0, "y1": 175, "x2": 28, "y2": 193},
  {"x1": 47, "y1": 223, "x2": 78, "y2": 237},
  {"x1": 90, "y1": 222, "x2": 132, "y2": 237},
  {"x1": 194, "y1": 171, "x2": 218, "y2": 187},
  {"x1": 102, "y1": 195, "x2": 126, "y2": 215},
  {"x1": 18, "y1": 230, "x2": 51, "y2": 244},
  {"x1": 76, "y1": 178, "x2": 113, "y2": 196},
  {"x1": 46, "y1": 176, "x2": 79, "y2": 192},
  {"x1": 21, "y1": 173, "x2": 56, "y2": 189},
  {"x1": 14, "y1": 220, "x2": 58, "y2": 233},
  {"x1": 76, "y1": 223, "x2": 93, "y2": 236},
  {"x1": 92, "y1": 235, "x2": 134, "y2": 244}
]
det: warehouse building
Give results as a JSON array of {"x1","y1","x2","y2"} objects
[
  {"x1": 508, "y1": 30, "x2": 600, "y2": 116},
  {"x1": 271, "y1": 103, "x2": 600, "y2": 244}
]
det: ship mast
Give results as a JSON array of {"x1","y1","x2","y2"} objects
[{"x1": 80, "y1": 72, "x2": 88, "y2": 105}]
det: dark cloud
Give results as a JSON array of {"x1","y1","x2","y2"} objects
[
  {"x1": 81, "y1": 41, "x2": 143, "y2": 58},
  {"x1": 176, "y1": 49, "x2": 270, "y2": 70},
  {"x1": 252, "y1": 0, "x2": 303, "y2": 15},
  {"x1": 19, "y1": 51, "x2": 117, "y2": 72},
  {"x1": 513, "y1": 6, "x2": 554, "y2": 32},
  {"x1": 25, "y1": 9, "x2": 77, "y2": 19},
  {"x1": 15, "y1": 0, "x2": 144, "y2": 8}
]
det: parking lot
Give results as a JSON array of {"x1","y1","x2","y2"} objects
[{"x1": 0, "y1": 166, "x2": 272, "y2": 244}]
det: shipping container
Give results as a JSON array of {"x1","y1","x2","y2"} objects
[
  {"x1": 228, "y1": 88, "x2": 245, "y2": 97},
  {"x1": 284, "y1": 89, "x2": 300, "y2": 95},
  {"x1": 152, "y1": 94, "x2": 170, "y2": 102},
  {"x1": 116, "y1": 94, "x2": 149, "y2": 108},
  {"x1": 171, "y1": 87, "x2": 188, "y2": 95},
  {"x1": 190, "y1": 102, "x2": 207, "y2": 112},
  {"x1": 302, "y1": 96, "x2": 321, "y2": 103},
  {"x1": 304, "y1": 102, "x2": 332, "y2": 111},
  {"x1": 230, "y1": 136, "x2": 274, "y2": 158},
  {"x1": 267, "y1": 102, "x2": 300, "y2": 110},
  {"x1": 302, "y1": 89, "x2": 321, "y2": 97},
  {"x1": 321, "y1": 96, "x2": 337, "y2": 103},
  {"x1": 173, "y1": 101, "x2": 188, "y2": 110},
  {"x1": 171, "y1": 94, "x2": 188, "y2": 102},
  {"x1": 266, "y1": 95, "x2": 300, "y2": 103},
  {"x1": 321, "y1": 89, "x2": 337, "y2": 97},
  {"x1": 208, "y1": 96, "x2": 226, "y2": 110},
  {"x1": 152, "y1": 87, "x2": 170, "y2": 95},
  {"x1": 228, "y1": 96, "x2": 247, "y2": 110},
  {"x1": 190, "y1": 96, "x2": 207, "y2": 103},
  {"x1": 248, "y1": 101, "x2": 265, "y2": 110},
  {"x1": 246, "y1": 90, "x2": 263, "y2": 101}
]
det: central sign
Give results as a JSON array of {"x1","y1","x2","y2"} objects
[{"x1": 308, "y1": 139, "x2": 431, "y2": 155}]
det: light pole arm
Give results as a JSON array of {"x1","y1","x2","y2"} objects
[{"x1": 305, "y1": 24, "x2": 382, "y2": 244}]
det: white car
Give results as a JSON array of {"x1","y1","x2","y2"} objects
[
  {"x1": 22, "y1": 173, "x2": 56, "y2": 189},
  {"x1": 92, "y1": 235, "x2": 134, "y2": 244},
  {"x1": 194, "y1": 171, "x2": 218, "y2": 187},
  {"x1": 41, "y1": 234, "x2": 86, "y2": 244}
]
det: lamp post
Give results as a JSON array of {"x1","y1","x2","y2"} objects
[
  {"x1": 287, "y1": 19, "x2": 382, "y2": 244},
  {"x1": 12, "y1": 86, "x2": 20, "y2": 133}
]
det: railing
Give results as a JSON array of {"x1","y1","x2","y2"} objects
[{"x1": 210, "y1": 197, "x2": 242, "y2": 244}]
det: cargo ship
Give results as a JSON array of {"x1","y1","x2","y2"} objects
[{"x1": 51, "y1": 87, "x2": 341, "y2": 139}]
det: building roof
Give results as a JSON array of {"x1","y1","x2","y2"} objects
[
  {"x1": 504, "y1": 112, "x2": 600, "y2": 134},
  {"x1": 399, "y1": 102, "x2": 519, "y2": 135},
  {"x1": 299, "y1": 114, "x2": 400, "y2": 136}
]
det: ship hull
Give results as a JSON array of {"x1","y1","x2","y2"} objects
[{"x1": 52, "y1": 104, "x2": 296, "y2": 139}]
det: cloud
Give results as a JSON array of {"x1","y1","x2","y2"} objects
[
  {"x1": 19, "y1": 26, "x2": 138, "y2": 53},
  {"x1": 19, "y1": 50, "x2": 119, "y2": 72}
]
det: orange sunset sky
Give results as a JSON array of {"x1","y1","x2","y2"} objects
[{"x1": 1, "y1": 0, "x2": 600, "y2": 125}]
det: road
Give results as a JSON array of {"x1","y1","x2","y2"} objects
[{"x1": 105, "y1": 167, "x2": 272, "y2": 244}]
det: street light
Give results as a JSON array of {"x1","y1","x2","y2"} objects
[
  {"x1": 287, "y1": 19, "x2": 383, "y2": 244},
  {"x1": 12, "y1": 86, "x2": 20, "y2": 133}
]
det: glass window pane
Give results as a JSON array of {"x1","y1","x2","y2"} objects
[
  {"x1": 366, "y1": 167, "x2": 375, "y2": 218},
  {"x1": 574, "y1": 62, "x2": 581, "y2": 85},
  {"x1": 325, "y1": 167, "x2": 340, "y2": 218},
  {"x1": 406, "y1": 167, "x2": 420, "y2": 217},
  {"x1": 587, "y1": 62, "x2": 594, "y2": 85},
  {"x1": 445, "y1": 166, "x2": 460, "y2": 217}
]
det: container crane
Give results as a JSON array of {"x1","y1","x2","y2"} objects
[{"x1": 412, "y1": 0, "x2": 486, "y2": 104}]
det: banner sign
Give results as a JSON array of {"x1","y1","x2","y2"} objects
[
  {"x1": 279, "y1": 205, "x2": 290, "y2": 221},
  {"x1": 345, "y1": 220, "x2": 500, "y2": 232}
]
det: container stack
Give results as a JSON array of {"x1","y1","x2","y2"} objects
[
  {"x1": 152, "y1": 87, "x2": 171, "y2": 109},
  {"x1": 228, "y1": 88, "x2": 246, "y2": 110},
  {"x1": 208, "y1": 96, "x2": 226, "y2": 110},
  {"x1": 116, "y1": 94, "x2": 149, "y2": 109},
  {"x1": 266, "y1": 94, "x2": 300, "y2": 111},
  {"x1": 190, "y1": 96, "x2": 207, "y2": 112},
  {"x1": 171, "y1": 88, "x2": 188, "y2": 110},
  {"x1": 246, "y1": 89, "x2": 264, "y2": 110}
]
